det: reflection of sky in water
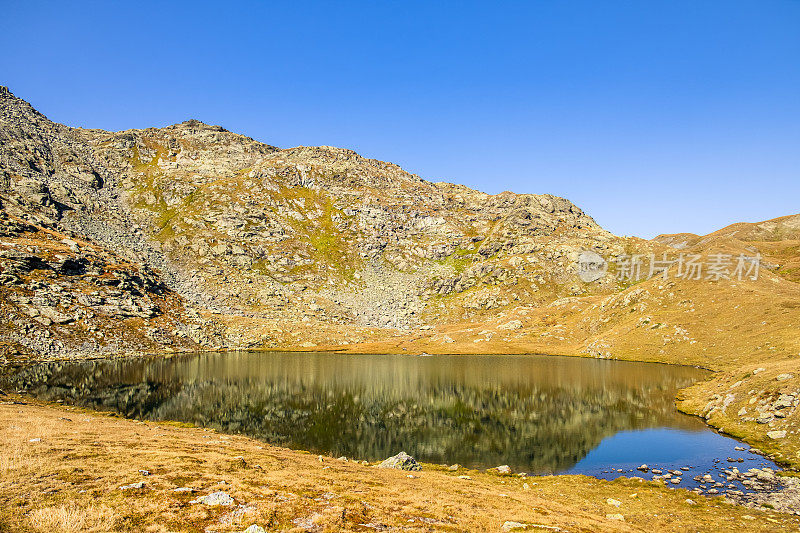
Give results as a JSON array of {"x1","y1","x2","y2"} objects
[
  {"x1": 2, "y1": 352, "x2": 780, "y2": 487},
  {"x1": 569, "y1": 427, "x2": 775, "y2": 471},
  {"x1": 567, "y1": 428, "x2": 780, "y2": 491}
]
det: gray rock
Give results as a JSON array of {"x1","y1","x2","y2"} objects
[
  {"x1": 502, "y1": 522, "x2": 530, "y2": 531},
  {"x1": 119, "y1": 482, "x2": 145, "y2": 490},
  {"x1": 495, "y1": 464, "x2": 512, "y2": 475},
  {"x1": 191, "y1": 491, "x2": 234, "y2": 506},
  {"x1": 376, "y1": 451, "x2": 421, "y2": 471}
]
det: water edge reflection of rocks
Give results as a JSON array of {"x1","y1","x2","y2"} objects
[{"x1": 2, "y1": 352, "x2": 710, "y2": 473}]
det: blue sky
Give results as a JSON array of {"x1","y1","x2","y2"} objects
[{"x1": 2, "y1": 1, "x2": 798, "y2": 238}]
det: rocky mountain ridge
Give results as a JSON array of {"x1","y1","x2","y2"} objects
[
  {"x1": 0, "y1": 86, "x2": 630, "y2": 359},
  {"x1": 2, "y1": 86, "x2": 799, "y2": 369}
]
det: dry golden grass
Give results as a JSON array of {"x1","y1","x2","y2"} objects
[
  {"x1": 28, "y1": 503, "x2": 117, "y2": 533},
  {"x1": 1, "y1": 398, "x2": 798, "y2": 532}
]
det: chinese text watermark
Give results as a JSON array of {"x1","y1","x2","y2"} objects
[{"x1": 577, "y1": 252, "x2": 761, "y2": 282}]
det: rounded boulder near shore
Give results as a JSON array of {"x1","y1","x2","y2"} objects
[{"x1": 377, "y1": 451, "x2": 422, "y2": 471}]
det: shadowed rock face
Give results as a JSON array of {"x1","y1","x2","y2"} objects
[
  {"x1": 0, "y1": 86, "x2": 627, "y2": 360},
  {"x1": 0, "y1": 351, "x2": 708, "y2": 472}
]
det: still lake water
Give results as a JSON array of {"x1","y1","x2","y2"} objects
[{"x1": 1, "y1": 351, "x2": 779, "y2": 489}]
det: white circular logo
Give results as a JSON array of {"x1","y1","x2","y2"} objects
[{"x1": 577, "y1": 251, "x2": 607, "y2": 282}]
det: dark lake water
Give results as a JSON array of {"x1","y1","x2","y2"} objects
[{"x1": 1, "y1": 351, "x2": 779, "y2": 491}]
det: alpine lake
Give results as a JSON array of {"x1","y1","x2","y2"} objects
[{"x1": 1, "y1": 351, "x2": 780, "y2": 494}]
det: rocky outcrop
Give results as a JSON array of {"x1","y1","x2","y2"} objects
[
  {"x1": 377, "y1": 452, "x2": 421, "y2": 471},
  {"x1": 0, "y1": 209, "x2": 203, "y2": 360}
]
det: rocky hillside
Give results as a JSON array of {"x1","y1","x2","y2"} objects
[
  {"x1": 0, "y1": 86, "x2": 634, "y2": 359},
  {"x1": 2, "y1": 85, "x2": 799, "y2": 371},
  {"x1": 655, "y1": 214, "x2": 800, "y2": 283}
]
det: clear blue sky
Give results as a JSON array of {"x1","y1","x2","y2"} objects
[{"x1": 2, "y1": 1, "x2": 799, "y2": 238}]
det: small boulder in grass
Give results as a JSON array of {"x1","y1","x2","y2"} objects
[
  {"x1": 501, "y1": 521, "x2": 529, "y2": 531},
  {"x1": 191, "y1": 491, "x2": 234, "y2": 506},
  {"x1": 376, "y1": 451, "x2": 421, "y2": 471},
  {"x1": 494, "y1": 465, "x2": 512, "y2": 475},
  {"x1": 243, "y1": 526, "x2": 266, "y2": 533}
]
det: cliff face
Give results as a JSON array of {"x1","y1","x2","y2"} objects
[{"x1": 0, "y1": 86, "x2": 628, "y2": 359}]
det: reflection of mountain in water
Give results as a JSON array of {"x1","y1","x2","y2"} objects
[{"x1": 1, "y1": 352, "x2": 708, "y2": 473}]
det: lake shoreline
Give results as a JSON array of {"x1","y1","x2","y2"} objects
[
  {"x1": 2, "y1": 394, "x2": 799, "y2": 532},
  {"x1": 3, "y1": 346, "x2": 799, "y2": 531}
]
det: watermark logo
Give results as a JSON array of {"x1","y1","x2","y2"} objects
[
  {"x1": 576, "y1": 252, "x2": 761, "y2": 282},
  {"x1": 577, "y1": 250, "x2": 608, "y2": 282}
]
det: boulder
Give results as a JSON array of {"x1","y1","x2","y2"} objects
[
  {"x1": 377, "y1": 451, "x2": 421, "y2": 471},
  {"x1": 495, "y1": 465, "x2": 512, "y2": 475},
  {"x1": 498, "y1": 320, "x2": 523, "y2": 330},
  {"x1": 119, "y1": 482, "x2": 145, "y2": 490},
  {"x1": 191, "y1": 491, "x2": 234, "y2": 506}
]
